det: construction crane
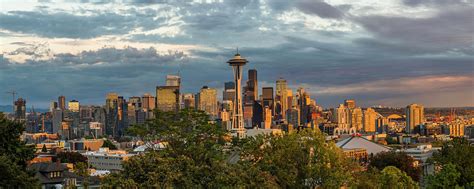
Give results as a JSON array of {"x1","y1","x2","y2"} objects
[{"x1": 5, "y1": 90, "x2": 17, "y2": 112}]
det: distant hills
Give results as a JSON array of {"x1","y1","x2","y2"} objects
[{"x1": 0, "y1": 105, "x2": 49, "y2": 113}]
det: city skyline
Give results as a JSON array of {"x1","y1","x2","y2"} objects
[{"x1": 1, "y1": 0, "x2": 473, "y2": 108}]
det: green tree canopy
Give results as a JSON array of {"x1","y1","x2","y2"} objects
[
  {"x1": 369, "y1": 151, "x2": 421, "y2": 181},
  {"x1": 380, "y1": 166, "x2": 419, "y2": 189},
  {"x1": 0, "y1": 113, "x2": 38, "y2": 187},
  {"x1": 102, "y1": 109, "x2": 357, "y2": 188},
  {"x1": 102, "y1": 109, "x2": 234, "y2": 188},
  {"x1": 425, "y1": 163, "x2": 461, "y2": 189},
  {"x1": 239, "y1": 129, "x2": 355, "y2": 188},
  {"x1": 102, "y1": 139, "x2": 118, "y2": 150},
  {"x1": 57, "y1": 151, "x2": 88, "y2": 164},
  {"x1": 430, "y1": 138, "x2": 474, "y2": 187}
]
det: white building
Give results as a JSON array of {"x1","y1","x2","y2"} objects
[
  {"x1": 82, "y1": 148, "x2": 135, "y2": 172},
  {"x1": 402, "y1": 144, "x2": 440, "y2": 175}
]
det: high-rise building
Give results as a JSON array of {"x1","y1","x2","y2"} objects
[
  {"x1": 14, "y1": 98, "x2": 26, "y2": 121},
  {"x1": 52, "y1": 109, "x2": 63, "y2": 134},
  {"x1": 105, "y1": 93, "x2": 119, "y2": 136},
  {"x1": 68, "y1": 100, "x2": 80, "y2": 112},
  {"x1": 182, "y1": 93, "x2": 196, "y2": 109},
  {"x1": 363, "y1": 108, "x2": 377, "y2": 133},
  {"x1": 262, "y1": 106, "x2": 272, "y2": 129},
  {"x1": 156, "y1": 86, "x2": 180, "y2": 112},
  {"x1": 344, "y1": 99, "x2": 356, "y2": 109},
  {"x1": 244, "y1": 69, "x2": 258, "y2": 102},
  {"x1": 406, "y1": 104, "x2": 424, "y2": 134},
  {"x1": 334, "y1": 104, "x2": 350, "y2": 131},
  {"x1": 275, "y1": 79, "x2": 288, "y2": 120},
  {"x1": 350, "y1": 107, "x2": 363, "y2": 131},
  {"x1": 223, "y1": 82, "x2": 236, "y2": 103},
  {"x1": 297, "y1": 88, "x2": 311, "y2": 126},
  {"x1": 286, "y1": 107, "x2": 300, "y2": 128},
  {"x1": 58, "y1": 96, "x2": 66, "y2": 110},
  {"x1": 50, "y1": 101, "x2": 58, "y2": 112},
  {"x1": 262, "y1": 87, "x2": 274, "y2": 115},
  {"x1": 252, "y1": 100, "x2": 263, "y2": 128},
  {"x1": 197, "y1": 86, "x2": 218, "y2": 117},
  {"x1": 243, "y1": 70, "x2": 258, "y2": 128},
  {"x1": 141, "y1": 93, "x2": 155, "y2": 110},
  {"x1": 117, "y1": 96, "x2": 128, "y2": 136},
  {"x1": 227, "y1": 52, "x2": 248, "y2": 138},
  {"x1": 128, "y1": 96, "x2": 142, "y2": 109},
  {"x1": 166, "y1": 75, "x2": 181, "y2": 87},
  {"x1": 286, "y1": 89, "x2": 293, "y2": 112},
  {"x1": 449, "y1": 119, "x2": 465, "y2": 137}
]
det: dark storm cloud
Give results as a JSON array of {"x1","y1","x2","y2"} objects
[
  {"x1": 0, "y1": 9, "x2": 169, "y2": 39},
  {"x1": 296, "y1": 0, "x2": 344, "y2": 19},
  {"x1": 402, "y1": 0, "x2": 469, "y2": 7},
  {"x1": 0, "y1": 11, "x2": 131, "y2": 38},
  {"x1": 0, "y1": 46, "x2": 189, "y2": 107},
  {"x1": 354, "y1": 6, "x2": 474, "y2": 55},
  {"x1": 1, "y1": 1, "x2": 473, "y2": 107},
  {"x1": 266, "y1": 0, "x2": 346, "y2": 19}
]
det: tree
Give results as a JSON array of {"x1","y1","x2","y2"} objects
[
  {"x1": 102, "y1": 109, "x2": 360, "y2": 188},
  {"x1": 239, "y1": 129, "x2": 355, "y2": 188},
  {"x1": 369, "y1": 151, "x2": 421, "y2": 181},
  {"x1": 430, "y1": 138, "x2": 474, "y2": 187},
  {"x1": 102, "y1": 140, "x2": 118, "y2": 150},
  {"x1": 350, "y1": 168, "x2": 383, "y2": 188},
  {"x1": 380, "y1": 166, "x2": 418, "y2": 189},
  {"x1": 425, "y1": 163, "x2": 461, "y2": 189},
  {"x1": 102, "y1": 109, "x2": 236, "y2": 188},
  {"x1": 75, "y1": 162, "x2": 90, "y2": 189},
  {"x1": 0, "y1": 113, "x2": 39, "y2": 187},
  {"x1": 57, "y1": 151, "x2": 88, "y2": 164},
  {"x1": 41, "y1": 144, "x2": 47, "y2": 153}
]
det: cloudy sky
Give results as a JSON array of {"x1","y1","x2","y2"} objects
[{"x1": 0, "y1": 0, "x2": 473, "y2": 108}]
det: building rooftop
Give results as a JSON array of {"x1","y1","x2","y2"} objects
[{"x1": 336, "y1": 136, "x2": 391, "y2": 155}]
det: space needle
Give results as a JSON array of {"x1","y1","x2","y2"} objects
[{"x1": 227, "y1": 50, "x2": 248, "y2": 138}]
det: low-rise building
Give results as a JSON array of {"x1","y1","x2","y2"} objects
[
  {"x1": 82, "y1": 148, "x2": 135, "y2": 172},
  {"x1": 29, "y1": 162, "x2": 78, "y2": 189},
  {"x1": 402, "y1": 144, "x2": 440, "y2": 176}
]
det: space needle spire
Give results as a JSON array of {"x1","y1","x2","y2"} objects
[{"x1": 227, "y1": 51, "x2": 248, "y2": 138}]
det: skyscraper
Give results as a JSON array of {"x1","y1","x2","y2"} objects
[
  {"x1": 344, "y1": 99, "x2": 356, "y2": 109},
  {"x1": 227, "y1": 52, "x2": 248, "y2": 138},
  {"x1": 49, "y1": 101, "x2": 58, "y2": 112},
  {"x1": 156, "y1": 86, "x2": 180, "y2": 112},
  {"x1": 197, "y1": 86, "x2": 218, "y2": 117},
  {"x1": 276, "y1": 78, "x2": 288, "y2": 120},
  {"x1": 14, "y1": 98, "x2": 26, "y2": 121},
  {"x1": 182, "y1": 93, "x2": 195, "y2": 109},
  {"x1": 363, "y1": 108, "x2": 377, "y2": 133},
  {"x1": 58, "y1": 95, "x2": 66, "y2": 110},
  {"x1": 128, "y1": 96, "x2": 142, "y2": 109},
  {"x1": 105, "y1": 93, "x2": 119, "y2": 136},
  {"x1": 246, "y1": 69, "x2": 258, "y2": 101},
  {"x1": 350, "y1": 107, "x2": 363, "y2": 131},
  {"x1": 141, "y1": 93, "x2": 155, "y2": 110},
  {"x1": 68, "y1": 100, "x2": 80, "y2": 112},
  {"x1": 334, "y1": 104, "x2": 349, "y2": 131},
  {"x1": 166, "y1": 75, "x2": 181, "y2": 87},
  {"x1": 406, "y1": 104, "x2": 424, "y2": 134},
  {"x1": 262, "y1": 106, "x2": 272, "y2": 129},
  {"x1": 223, "y1": 81, "x2": 236, "y2": 103},
  {"x1": 262, "y1": 87, "x2": 274, "y2": 115},
  {"x1": 286, "y1": 106, "x2": 300, "y2": 128},
  {"x1": 252, "y1": 100, "x2": 263, "y2": 128},
  {"x1": 297, "y1": 88, "x2": 311, "y2": 126}
]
